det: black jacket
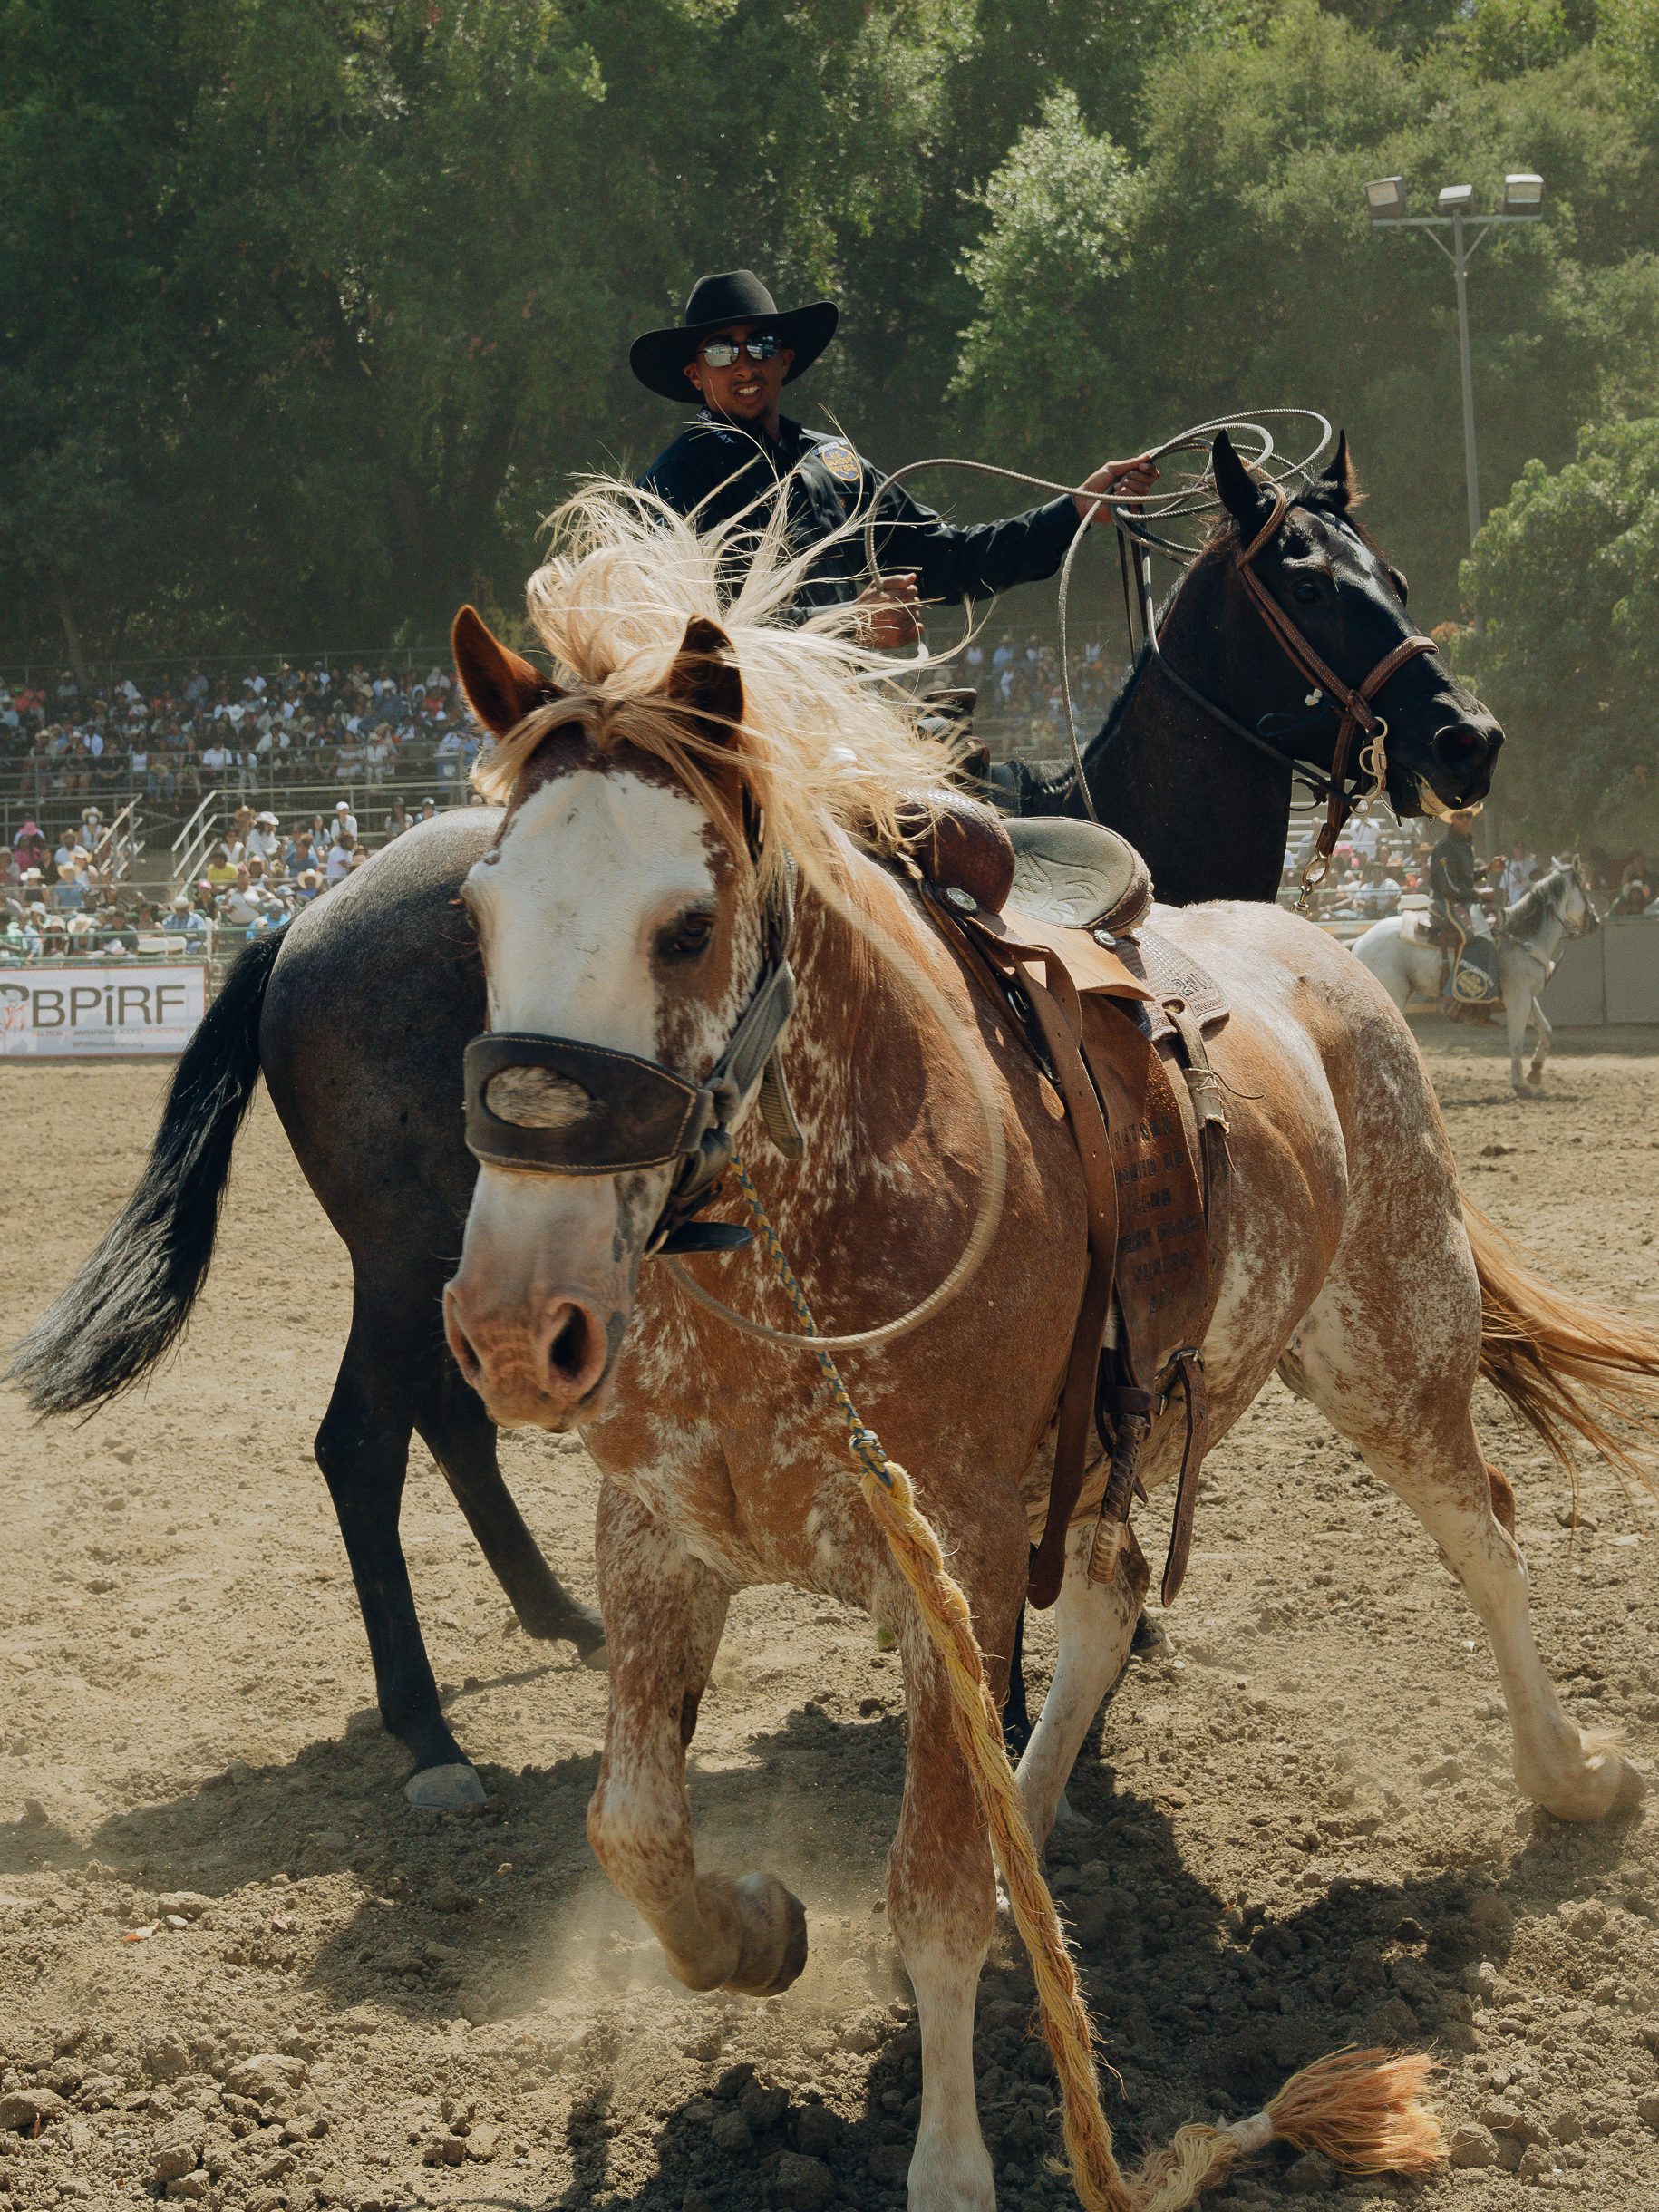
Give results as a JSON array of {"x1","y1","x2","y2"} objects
[
  {"x1": 638, "y1": 411, "x2": 1080, "y2": 611},
  {"x1": 1429, "y1": 830, "x2": 1481, "y2": 907}
]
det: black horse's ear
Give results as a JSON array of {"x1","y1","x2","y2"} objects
[
  {"x1": 1317, "y1": 430, "x2": 1359, "y2": 512},
  {"x1": 1211, "y1": 429, "x2": 1274, "y2": 533},
  {"x1": 667, "y1": 615, "x2": 745, "y2": 743},
  {"x1": 452, "y1": 605, "x2": 563, "y2": 736}
]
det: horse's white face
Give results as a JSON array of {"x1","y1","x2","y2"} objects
[
  {"x1": 443, "y1": 760, "x2": 750, "y2": 1429},
  {"x1": 1553, "y1": 858, "x2": 1599, "y2": 936}
]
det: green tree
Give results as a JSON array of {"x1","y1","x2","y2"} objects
[
  {"x1": 951, "y1": 91, "x2": 1137, "y2": 462},
  {"x1": 5, "y1": 0, "x2": 1659, "y2": 667},
  {"x1": 0, "y1": 0, "x2": 977, "y2": 659},
  {"x1": 1456, "y1": 416, "x2": 1659, "y2": 846},
  {"x1": 948, "y1": 0, "x2": 1659, "y2": 619}
]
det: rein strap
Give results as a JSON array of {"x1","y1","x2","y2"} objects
[{"x1": 1233, "y1": 488, "x2": 1435, "y2": 908}]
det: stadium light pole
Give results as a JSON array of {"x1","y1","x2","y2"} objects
[{"x1": 1363, "y1": 172, "x2": 1544, "y2": 557}]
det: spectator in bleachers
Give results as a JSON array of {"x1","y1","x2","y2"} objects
[
  {"x1": 1611, "y1": 876, "x2": 1651, "y2": 919},
  {"x1": 219, "y1": 865, "x2": 267, "y2": 928},
  {"x1": 163, "y1": 894, "x2": 209, "y2": 945}
]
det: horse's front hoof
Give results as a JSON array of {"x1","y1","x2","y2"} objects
[
  {"x1": 1522, "y1": 1733, "x2": 1644, "y2": 1823},
  {"x1": 579, "y1": 1637, "x2": 610, "y2": 1672},
  {"x1": 723, "y1": 1873, "x2": 809, "y2": 1996},
  {"x1": 405, "y1": 1761, "x2": 488, "y2": 1809}
]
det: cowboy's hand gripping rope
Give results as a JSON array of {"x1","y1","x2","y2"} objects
[{"x1": 715, "y1": 1154, "x2": 1442, "y2": 2212}]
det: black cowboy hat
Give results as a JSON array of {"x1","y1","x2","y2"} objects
[{"x1": 629, "y1": 270, "x2": 838, "y2": 403}]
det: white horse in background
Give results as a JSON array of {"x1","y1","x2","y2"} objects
[{"x1": 1353, "y1": 859, "x2": 1600, "y2": 1094}]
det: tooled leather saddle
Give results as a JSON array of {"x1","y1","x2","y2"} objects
[{"x1": 893, "y1": 793, "x2": 1230, "y2": 1614}]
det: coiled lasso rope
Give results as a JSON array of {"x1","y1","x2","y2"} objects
[
  {"x1": 863, "y1": 409, "x2": 1335, "y2": 825},
  {"x1": 712, "y1": 1154, "x2": 1444, "y2": 2211}
]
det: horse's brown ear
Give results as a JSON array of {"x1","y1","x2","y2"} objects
[
  {"x1": 666, "y1": 615, "x2": 744, "y2": 742},
  {"x1": 451, "y1": 605, "x2": 561, "y2": 736}
]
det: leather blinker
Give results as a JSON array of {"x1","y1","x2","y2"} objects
[
  {"x1": 463, "y1": 1034, "x2": 713, "y2": 1175},
  {"x1": 461, "y1": 861, "x2": 801, "y2": 1256}
]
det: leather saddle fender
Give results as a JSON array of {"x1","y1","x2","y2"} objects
[{"x1": 908, "y1": 808, "x2": 1230, "y2": 1615}]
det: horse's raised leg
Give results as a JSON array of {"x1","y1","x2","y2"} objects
[
  {"x1": 1015, "y1": 1521, "x2": 1145, "y2": 1854},
  {"x1": 415, "y1": 1363, "x2": 606, "y2": 1664},
  {"x1": 586, "y1": 1481, "x2": 803, "y2": 1994},
  {"x1": 315, "y1": 1314, "x2": 480, "y2": 1804},
  {"x1": 1289, "y1": 1209, "x2": 1640, "y2": 1822}
]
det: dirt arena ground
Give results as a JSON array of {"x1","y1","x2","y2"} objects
[{"x1": 2, "y1": 1025, "x2": 1657, "y2": 2212}]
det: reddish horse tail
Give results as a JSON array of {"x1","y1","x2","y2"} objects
[{"x1": 1468, "y1": 1198, "x2": 1659, "y2": 1479}]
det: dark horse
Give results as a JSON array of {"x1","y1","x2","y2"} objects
[
  {"x1": 1006, "y1": 432, "x2": 1499, "y2": 895},
  {"x1": 9, "y1": 432, "x2": 1501, "y2": 1806}
]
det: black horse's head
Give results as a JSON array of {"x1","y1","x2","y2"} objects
[{"x1": 1211, "y1": 429, "x2": 1502, "y2": 819}]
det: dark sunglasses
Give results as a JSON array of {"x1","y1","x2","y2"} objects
[{"x1": 697, "y1": 334, "x2": 781, "y2": 368}]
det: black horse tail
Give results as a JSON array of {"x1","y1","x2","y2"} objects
[{"x1": 7, "y1": 933, "x2": 283, "y2": 1417}]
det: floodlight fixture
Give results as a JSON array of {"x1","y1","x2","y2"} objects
[
  {"x1": 1364, "y1": 167, "x2": 1547, "y2": 563},
  {"x1": 1502, "y1": 171, "x2": 1544, "y2": 217}
]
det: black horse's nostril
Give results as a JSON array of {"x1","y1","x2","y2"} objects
[{"x1": 1431, "y1": 723, "x2": 1489, "y2": 774}]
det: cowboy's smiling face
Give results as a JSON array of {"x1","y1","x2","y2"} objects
[{"x1": 683, "y1": 321, "x2": 794, "y2": 432}]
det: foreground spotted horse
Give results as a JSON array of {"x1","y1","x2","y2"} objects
[{"x1": 433, "y1": 495, "x2": 1650, "y2": 2210}]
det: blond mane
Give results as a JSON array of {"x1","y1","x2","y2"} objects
[{"x1": 471, "y1": 480, "x2": 958, "y2": 901}]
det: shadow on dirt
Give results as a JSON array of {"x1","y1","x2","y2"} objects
[{"x1": 3, "y1": 1663, "x2": 1636, "y2": 2211}]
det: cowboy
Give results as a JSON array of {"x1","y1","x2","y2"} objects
[
  {"x1": 1429, "y1": 810, "x2": 1499, "y2": 1013},
  {"x1": 633, "y1": 270, "x2": 1157, "y2": 647}
]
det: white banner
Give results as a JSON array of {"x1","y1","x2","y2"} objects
[{"x1": 0, "y1": 964, "x2": 209, "y2": 1058}]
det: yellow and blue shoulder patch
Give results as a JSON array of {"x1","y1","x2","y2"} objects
[{"x1": 815, "y1": 437, "x2": 862, "y2": 485}]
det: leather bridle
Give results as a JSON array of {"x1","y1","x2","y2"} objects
[
  {"x1": 1124, "y1": 485, "x2": 1436, "y2": 910},
  {"x1": 462, "y1": 855, "x2": 804, "y2": 1256}
]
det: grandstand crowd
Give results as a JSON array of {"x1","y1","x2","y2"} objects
[
  {"x1": 0, "y1": 795, "x2": 461, "y2": 962},
  {"x1": 2, "y1": 640, "x2": 1656, "y2": 966},
  {"x1": 0, "y1": 657, "x2": 483, "y2": 805}
]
